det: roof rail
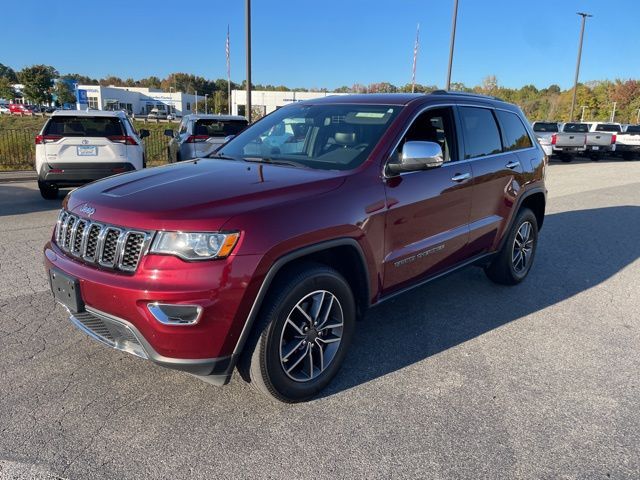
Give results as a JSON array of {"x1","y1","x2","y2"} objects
[{"x1": 429, "y1": 90, "x2": 503, "y2": 101}]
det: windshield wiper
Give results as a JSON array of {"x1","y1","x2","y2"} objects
[
  {"x1": 207, "y1": 152, "x2": 239, "y2": 160},
  {"x1": 242, "y1": 156, "x2": 305, "y2": 168}
]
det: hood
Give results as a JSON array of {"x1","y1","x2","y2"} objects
[{"x1": 65, "y1": 159, "x2": 346, "y2": 231}]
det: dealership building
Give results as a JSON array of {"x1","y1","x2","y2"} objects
[
  {"x1": 231, "y1": 90, "x2": 347, "y2": 117},
  {"x1": 75, "y1": 85, "x2": 198, "y2": 117}
]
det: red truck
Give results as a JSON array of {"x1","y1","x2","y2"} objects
[{"x1": 45, "y1": 92, "x2": 547, "y2": 402}]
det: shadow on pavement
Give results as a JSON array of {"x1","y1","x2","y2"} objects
[
  {"x1": 0, "y1": 183, "x2": 65, "y2": 216},
  {"x1": 323, "y1": 206, "x2": 640, "y2": 397}
]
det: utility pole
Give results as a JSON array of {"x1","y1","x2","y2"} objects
[
  {"x1": 245, "y1": 0, "x2": 252, "y2": 122},
  {"x1": 636, "y1": 108, "x2": 640, "y2": 124},
  {"x1": 610, "y1": 101, "x2": 617, "y2": 123},
  {"x1": 569, "y1": 12, "x2": 592, "y2": 122},
  {"x1": 580, "y1": 105, "x2": 587, "y2": 122},
  {"x1": 445, "y1": 0, "x2": 459, "y2": 90}
]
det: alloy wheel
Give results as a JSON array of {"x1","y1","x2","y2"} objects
[
  {"x1": 279, "y1": 290, "x2": 344, "y2": 382},
  {"x1": 512, "y1": 221, "x2": 534, "y2": 274}
]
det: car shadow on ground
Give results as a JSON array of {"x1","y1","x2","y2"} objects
[
  {"x1": 0, "y1": 183, "x2": 64, "y2": 216},
  {"x1": 322, "y1": 206, "x2": 640, "y2": 397}
]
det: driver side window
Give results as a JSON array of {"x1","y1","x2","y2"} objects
[{"x1": 396, "y1": 107, "x2": 457, "y2": 163}]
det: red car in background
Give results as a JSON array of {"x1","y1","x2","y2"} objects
[
  {"x1": 8, "y1": 103, "x2": 32, "y2": 114},
  {"x1": 44, "y1": 92, "x2": 547, "y2": 402}
]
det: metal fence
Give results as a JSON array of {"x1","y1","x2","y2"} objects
[{"x1": 0, "y1": 129, "x2": 170, "y2": 170}]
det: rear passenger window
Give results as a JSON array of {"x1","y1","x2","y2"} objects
[
  {"x1": 496, "y1": 110, "x2": 533, "y2": 151},
  {"x1": 458, "y1": 107, "x2": 502, "y2": 159}
]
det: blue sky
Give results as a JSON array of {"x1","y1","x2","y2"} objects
[{"x1": 1, "y1": 0, "x2": 638, "y2": 90}]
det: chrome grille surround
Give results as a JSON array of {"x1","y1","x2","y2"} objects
[{"x1": 54, "y1": 210, "x2": 153, "y2": 273}]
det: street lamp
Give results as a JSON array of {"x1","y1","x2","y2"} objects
[
  {"x1": 245, "y1": 0, "x2": 252, "y2": 122},
  {"x1": 569, "y1": 12, "x2": 593, "y2": 122},
  {"x1": 205, "y1": 94, "x2": 208, "y2": 114},
  {"x1": 445, "y1": 0, "x2": 459, "y2": 91},
  {"x1": 636, "y1": 108, "x2": 640, "y2": 124},
  {"x1": 610, "y1": 101, "x2": 617, "y2": 123}
]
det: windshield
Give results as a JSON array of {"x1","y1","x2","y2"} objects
[
  {"x1": 533, "y1": 122, "x2": 558, "y2": 133},
  {"x1": 595, "y1": 124, "x2": 621, "y2": 133},
  {"x1": 563, "y1": 123, "x2": 588, "y2": 133},
  {"x1": 217, "y1": 103, "x2": 402, "y2": 170}
]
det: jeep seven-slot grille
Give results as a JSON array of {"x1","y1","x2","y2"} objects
[{"x1": 54, "y1": 210, "x2": 152, "y2": 273}]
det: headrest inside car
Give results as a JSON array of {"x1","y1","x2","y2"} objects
[{"x1": 334, "y1": 131, "x2": 356, "y2": 145}]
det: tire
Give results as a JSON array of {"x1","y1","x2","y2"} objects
[
  {"x1": 622, "y1": 152, "x2": 634, "y2": 161},
  {"x1": 38, "y1": 181, "x2": 59, "y2": 200},
  {"x1": 240, "y1": 263, "x2": 356, "y2": 403},
  {"x1": 560, "y1": 155, "x2": 572, "y2": 163},
  {"x1": 484, "y1": 208, "x2": 539, "y2": 285}
]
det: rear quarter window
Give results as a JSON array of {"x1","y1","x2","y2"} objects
[
  {"x1": 44, "y1": 117, "x2": 124, "y2": 137},
  {"x1": 496, "y1": 110, "x2": 533, "y2": 151},
  {"x1": 459, "y1": 107, "x2": 503, "y2": 159}
]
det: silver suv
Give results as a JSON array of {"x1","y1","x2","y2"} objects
[{"x1": 165, "y1": 114, "x2": 248, "y2": 162}]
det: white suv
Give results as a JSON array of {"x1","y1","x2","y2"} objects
[{"x1": 35, "y1": 110, "x2": 149, "y2": 199}]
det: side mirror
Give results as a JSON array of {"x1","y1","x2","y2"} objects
[
  {"x1": 139, "y1": 129, "x2": 150, "y2": 139},
  {"x1": 223, "y1": 135, "x2": 235, "y2": 143},
  {"x1": 164, "y1": 129, "x2": 174, "y2": 137},
  {"x1": 387, "y1": 141, "x2": 444, "y2": 175}
]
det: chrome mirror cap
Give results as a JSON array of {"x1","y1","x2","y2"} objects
[{"x1": 388, "y1": 141, "x2": 444, "y2": 174}]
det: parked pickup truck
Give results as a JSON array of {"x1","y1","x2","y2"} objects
[
  {"x1": 585, "y1": 123, "x2": 618, "y2": 159},
  {"x1": 532, "y1": 121, "x2": 586, "y2": 161},
  {"x1": 615, "y1": 124, "x2": 640, "y2": 160},
  {"x1": 44, "y1": 92, "x2": 547, "y2": 402}
]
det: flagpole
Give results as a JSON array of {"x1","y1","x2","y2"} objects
[
  {"x1": 411, "y1": 23, "x2": 420, "y2": 93},
  {"x1": 226, "y1": 25, "x2": 231, "y2": 114}
]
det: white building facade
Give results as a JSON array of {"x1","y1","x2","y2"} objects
[
  {"x1": 231, "y1": 90, "x2": 347, "y2": 117},
  {"x1": 77, "y1": 85, "x2": 197, "y2": 117}
]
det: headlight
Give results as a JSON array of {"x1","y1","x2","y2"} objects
[{"x1": 150, "y1": 231, "x2": 239, "y2": 260}]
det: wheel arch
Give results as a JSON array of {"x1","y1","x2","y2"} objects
[{"x1": 232, "y1": 238, "x2": 371, "y2": 360}]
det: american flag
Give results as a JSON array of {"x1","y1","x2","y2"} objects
[
  {"x1": 226, "y1": 25, "x2": 230, "y2": 78},
  {"x1": 411, "y1": 23, "x2": 420, "y2": 93}
]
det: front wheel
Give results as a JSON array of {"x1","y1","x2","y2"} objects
[
  {"x1": 241, "y1": 264, "x2": 355, "y2": 403},
  {"x1": 484, "y1": 208, "x2": 539, "y2": 285},
  {"x1": 38, "y1": 181, "x2": 59, "y2": 200}
]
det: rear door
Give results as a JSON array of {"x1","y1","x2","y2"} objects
[
  {"x1": 459, "y1": 106, "x2": 524, "y2": 255},
  {"x1": 42, "y1": 116, "x2": 128, "y2": 165},
  {"x1": 191, "y1": 119, "x2": 249, "y2": 157}
]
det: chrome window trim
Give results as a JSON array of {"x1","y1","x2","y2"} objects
[{"x1": 382, "y1": 102, "x2": 538, "y2": 179}]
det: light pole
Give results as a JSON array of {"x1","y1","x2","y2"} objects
[
  {"x1": 636, "y1": 108, "x2": 640, "y2": 124},
  {"x1": 445, "y1": 0, "x2": 459, "y2": 90},
  {"x1": 245, "y1": 0, "x2": 252, "y2": 122},
  {"x1": 195, "y1": 90, "x2": 198, "y2": 114},
  {"x1": 205, "y1": 94, "x2": 208, "y2": 114},
  {"x1": 569, "y1": 12, "x2": 592, "y2": 121},
  {"x1": 610, "y1": 101, "x2": 617, "y2": 123},
  {"x1": 580, "y1": 105, "x2": 588, "y2": 122}
]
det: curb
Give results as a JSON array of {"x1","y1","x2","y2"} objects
[{"x1": 0, "y1": 170, "x2": 37, "y2": 183}]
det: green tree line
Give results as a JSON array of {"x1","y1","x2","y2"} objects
[{"x1": 1, "y1": 63, "x2": 638, "y2": 123}]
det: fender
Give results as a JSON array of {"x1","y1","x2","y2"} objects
[
  {"x1": 216, "y1": 238, "x2": 371, "y2": 381},
  {"x1": 496, "y1": 186, "x2": 547, "y2": 252}
]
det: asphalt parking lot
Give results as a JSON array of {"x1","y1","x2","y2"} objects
[{"x1": 1, "y1": 158, "x2": 639, "y2": 479}]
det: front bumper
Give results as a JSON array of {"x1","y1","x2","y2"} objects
[
  {"x1": 69, "y1": 305, "x2": 233, "y2": 383},
  {"x1": 45, "y1": 240, "x2": 262, "y2": 381},
  {"x1": 39, "y1": 162, "x2": 135, "y2": 188}
]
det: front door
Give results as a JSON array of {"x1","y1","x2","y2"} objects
[{"x1": 382, "y1": 106, "x2": 473, "y2": 295}]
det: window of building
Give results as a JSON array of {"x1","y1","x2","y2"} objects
[
  {"x1": 87, "y1": 96, "x2": 99, "y2": 110},
  {"x1": 458, "y1": 107, "x2": 502, "y2": 159},
  {"x1": 496, "y1": 110, "x2": 533, "y2": 151}
]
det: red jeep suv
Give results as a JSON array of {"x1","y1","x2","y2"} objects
[{"x1": 45, "y1": 92, "x2": 547, "y2": 402}]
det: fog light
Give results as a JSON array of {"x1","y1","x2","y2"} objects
[{"x1": 147, "y1": 303, "x2": 202, "y2": 326}]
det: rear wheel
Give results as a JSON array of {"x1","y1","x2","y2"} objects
[
  {"x1": 560, "y1": 154, "x2": 572, "y2": 163},
  {"x1": 38, "y1": 181, "x2": 59, "y2": 200},
  {"x1": 241, "y1": 263, "x2": 355, "y2": 403},
  {"x1": 484, "y1": 208, "x2": 538, "y2": 285}
]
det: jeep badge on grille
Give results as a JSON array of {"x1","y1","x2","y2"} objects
[{"x1": 80, "y1": 204, "x2": 95, "y2": 217}]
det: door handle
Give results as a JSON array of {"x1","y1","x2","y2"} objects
[
  {"x1": 506, "y1": 161, "x2": 520, "y2": 169},
  {"x1": 451, "y1": 172, "x2": 471, "y2": 182}
]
